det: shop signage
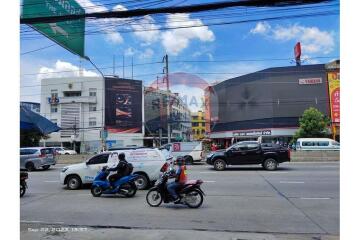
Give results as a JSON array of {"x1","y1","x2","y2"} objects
[
  {"x1": 299, "y1": 78, "x2": 322, "y2": 85},
  {"x1": 233, "y1": 130, "x2": 272, "y2": 137},
  {"x1": 328, "y1": 72, "x2": 340, "y2": 124}
]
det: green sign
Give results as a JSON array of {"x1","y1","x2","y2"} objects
[{"x1": 22, "y1": 0, "x2": 85, "y2": 57}]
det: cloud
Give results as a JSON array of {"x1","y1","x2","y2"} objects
[
  {"x1": 161, "y1": 14, "x2": 215, "y2": 55},
  {"x1": 250, "y1": 21, "x2": 335, "y2": 55},
  {"x1": 37, "y1": 60, "x2": 98, "y2": 81},
  {"x1": 124, "y1": 47, "x2": 136, "y2": 56},
  {"x1": 77, "y1": 0, "x2": 127, "y2": 44},
  {"x1": 139, "y1": 48, "x2": 154, "y2": 59},
  {"x1": 250, "y1": 21, "x2": 271, "y2": 35},
  {"x1": 132, "y1": 15, "x2": 161, "y2": 45}
]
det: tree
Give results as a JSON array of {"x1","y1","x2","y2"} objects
[
  {"x1": 292, "y1": 107, "x2": 330, "y2": 142},
  {"x1": 20, "y1": 130, "x2": 49, "y2": 147}
]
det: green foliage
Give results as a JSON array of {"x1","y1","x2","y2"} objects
[
  {"x1": 292, "y1": 107, "x2": 330, "y2": 143},
  {"x1": 20, "y1": 130, "x2": 49, "y2": 147}
]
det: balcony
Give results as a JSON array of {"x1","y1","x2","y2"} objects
[{"x1": 48, "y1": 96, "x2": 97, "y2": 104}]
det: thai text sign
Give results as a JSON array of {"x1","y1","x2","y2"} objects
[{"x1": 328, "y1": 72, "x2": 340, "y2": 123}]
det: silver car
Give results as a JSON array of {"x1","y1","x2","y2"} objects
[{"x1": 20, "y1": 147, "x2": 57, "y2": 171}]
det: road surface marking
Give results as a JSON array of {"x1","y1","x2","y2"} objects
[
  {"x1": 203, "y1": 180, "x2": 216, "y2": 183},
  {"x1": 279, "y1": 181, "x2": 304, "y2": 184},
  {"x1": 21, "y1": 220, "x2": 65, "y2": 224},
  {"x1": 301, "y1": 197, "x2": 331, "y2": 200}
]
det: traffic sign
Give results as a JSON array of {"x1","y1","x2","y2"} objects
[{"x1": 22, "y1": 0, "x2": 85, "y2": 57}]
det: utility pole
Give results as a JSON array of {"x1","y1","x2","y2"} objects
[
  {"x1": 163, "y1": 54, "x2": 171, "y2": 143},
  {"x1": 123, "y1": 55, "x2": 125, "y2": 79},
  {"x1": 84, "y1": 56, "x2": 106, "y2": 151}
]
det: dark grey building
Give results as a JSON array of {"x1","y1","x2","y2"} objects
[{"x1": 207, "y1": 64, "x2": 331, "y2": 147}]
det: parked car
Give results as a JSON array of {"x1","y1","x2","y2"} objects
[
  {"x1": 159, "y1": 142, "x2": 204, "y2": 164},
  {"x1": 206, "y1": 141, "x2": 290, "y2": 171},
  {"x1": 296, "y1": 138, "x2": 340, "y2": 151},
  {"x1": 20, "y1": 147, "x2": 57, "y2": 171},
  {"x1": 60, "y1": 148, "x2": 168, "y2": 190},
  {"x1": 54, "y1": 147, "x2": 77, "y2": 155}
]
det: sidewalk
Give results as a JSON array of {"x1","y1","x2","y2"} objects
[{"x1": 21, "y1": 223, "x2": 339, "y2": 240}]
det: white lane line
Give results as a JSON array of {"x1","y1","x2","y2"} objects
[
  {"x1": 279, "y1": 181, "x2": 304, "y2": 184},
  {"x1": 203, "y1": 180, "x2": 216, "y2": 183},
  {"x1": 21, "y1": 220, "x2": 65, "y2": 224},
  {"x1": 301, "y1": 197, "x2": 331, "y2": 200},
  {"x1": 44, "y1": 181, "x2": 59, "y2": 183}
]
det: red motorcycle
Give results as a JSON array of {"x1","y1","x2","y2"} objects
[{"x1": 146, "y1": 171, "x2": 205, "y2": 208}]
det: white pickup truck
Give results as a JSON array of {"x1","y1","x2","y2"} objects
[{"x1": 60, "y1": 148, "x2": 168, "y2": 190}]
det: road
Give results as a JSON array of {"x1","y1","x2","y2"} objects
[{"x1": 20, "y1": 162, "x2": 339, "y2": 239}]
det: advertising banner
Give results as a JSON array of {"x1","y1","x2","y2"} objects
[
  {"x1": 105, "y1": 78, "x2": 143, "y2": 133},
  {"x1": 327, "y1": 72, "x2": 340, "y2": 124}
]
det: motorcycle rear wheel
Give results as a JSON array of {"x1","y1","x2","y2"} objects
[
  {"x1": 124, "y1": 183, "x2": 137, "y2": 198},
  {"x1": 20, "y1": 184, "x2": 26, "y2": 197},
  {"x1": 91, "y1": 186, "x2": 103, "y2": 197},
  {"x1": 146, "y1": 189, "x2": 162, "y2": 207},
  {"x1": 185, "y1": 189, "x2": 203, "y2": 208}
]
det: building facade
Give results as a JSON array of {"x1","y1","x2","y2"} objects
[
  {"x1": 144, "y1": 87, "x2": 191, "y2": 147},
  {"x1": 191, "y1": 111, "x2": 206, "y2": 140},
  {"x1": 40, "y1": 76, "x2": 144, "y2": 153},
  {"x1": 20, "y1": 101, "x2": 40, "y2": 113},
  {"x1": 205, "y1": 62, "x2": 340, "y2": 148}
]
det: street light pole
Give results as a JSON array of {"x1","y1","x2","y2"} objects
[
  {"x1": 163, "y1": 54, "x2": 171, "y2": 143},
  {"x1": 84, "y1": 56, "x2": 106, "y2": 151}
]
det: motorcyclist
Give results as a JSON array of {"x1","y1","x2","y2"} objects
[
  {"x1": 167, "y1": 156, "x2": 188, "y2": 203},
  {"x1": 107, "y1": 153, "x2": 129, "y2": 188}
]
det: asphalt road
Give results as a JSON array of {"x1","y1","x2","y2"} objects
[{"x1": 20, "y1": 162, "x2": 339, "y2": 237}]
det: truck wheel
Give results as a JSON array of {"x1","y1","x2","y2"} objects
[
  {"x1": 184, "y1": 156, "x2": 193, "y2": 165},
  {"x1": 263, "y1": 158, "x2": 278, "y2": 171},
  {"x1": 67, "y1": 175, "x2": 82, "y2": 190},
  {"x1": 214, "y1": 159, "x2": 226, "y2": 171},
  {"x1": 134, "y1": 173, "x2": 149, "y2": 190}
]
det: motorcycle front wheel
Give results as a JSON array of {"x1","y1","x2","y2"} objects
[
  {"x1": 146, "y1": 189, "x2": 162, "y2": 207},
  {"x1": 184, "y1": 189, "x2": 203, "y2": 208},
  {"x1": 91, "y1": 186, "x2": 103, "y2": 197},
  {"x1": 20, "y1": 183, "x2": 26, "y2": 197}
]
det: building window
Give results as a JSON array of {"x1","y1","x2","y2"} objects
[
  {"x1": 89, "y1": 88, "x2": 97, "y2": 97},
  {"x1": 64, "y1": 91, "x2": 81, "y2": 97},
  {"x1": 89, "y1": 104, "x2": 97, "y2": 112},
  {"x1": 89, "y1": 118, "x2": 96, "y2": 127},
  {"x1": 51, "y1": 106, "x2": 58, "y2": 113},
  {"x1": 51, "y1": 90, "x2": 58, "y2": 98}
]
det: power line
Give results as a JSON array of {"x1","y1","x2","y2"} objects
[{"x1": 20, "y1": 0, "x2": 331, "y2": 24}]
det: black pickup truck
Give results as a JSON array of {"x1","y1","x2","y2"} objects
[{"x1": 206, "y1": 141, "x2": 290, "y2": 171}]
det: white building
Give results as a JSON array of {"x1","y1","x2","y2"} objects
[{"x1": 40, "y1": 76, "x2": 144, "y2": 153}]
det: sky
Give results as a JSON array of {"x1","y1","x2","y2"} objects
[{"x1": 20, "y1": 0, "x2": 340, "y2": 112}]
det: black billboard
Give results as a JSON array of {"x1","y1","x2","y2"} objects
[
  {"x1": 210, "y1": 64, "x2": 329, "y2": 132},
  {"x1": 105, "y1": 78, "x2": 142, "y2": 133}
]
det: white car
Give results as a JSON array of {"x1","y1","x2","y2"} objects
[
  {"x1": 160, "y1": 142, "x2": 204, "y2": 164},
  {"x1": 60, "y1": 148, "x2": 168, "y2": 190},
  {"x1": 55, "y1": 147, "x2": 77, "y2": 155}
]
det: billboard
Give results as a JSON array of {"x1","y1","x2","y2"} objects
[
  {"x1": 327, "y1": 72, "x2": 340, "y2": 124},
  {"x1": 22, "y1": 0, "x2": 85, "y2": 57},
  {"x1": 105, "y1": 78, "x2": 143, "y2": 133}
]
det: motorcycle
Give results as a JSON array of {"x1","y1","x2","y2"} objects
[
  {"x1": 91, "y1": 166, "x2": 139, "y2": 198},
  {"x1": 20, "y1": 171, "x2": 28, "y2": 197},
  {"x1": 146, "y1": 170, "x2": 205, "y2": 208}
]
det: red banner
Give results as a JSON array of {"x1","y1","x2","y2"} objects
[{"x1": 328, "y1": 72, "x2": 340, "y2": 124}]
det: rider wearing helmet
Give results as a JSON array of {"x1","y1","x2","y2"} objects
[
  {"x1": 167, "y1": 156, "x2": 188, "y2": 203},
  {"x1": 108, "y1": 153, "x2": 129, "y2": 188}
]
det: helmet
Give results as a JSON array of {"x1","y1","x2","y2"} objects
[
  {"x1": 175, "y1": 156, "x2": 185, "y2": 166},
  {"x1": 118, "y1": 153, "x2": 125, "y2": 160}
]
